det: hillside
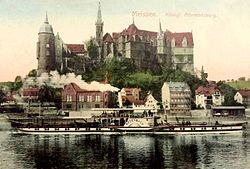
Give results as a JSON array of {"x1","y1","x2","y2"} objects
[{"x1": 227, "y1": 80, "x2": 250, "y2": 90}]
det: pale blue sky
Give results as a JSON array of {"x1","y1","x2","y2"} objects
[
  {"x1": 0, "y1": 0, "x2": 217, "y2": 16},
  {"x1": 0, "y1": 0, "x2": 249, "y2": 81}
]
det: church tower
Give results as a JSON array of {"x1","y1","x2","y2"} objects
[
  {"x1": 156, "y1": 20, "x2": 166, "y2": 64},
  {"x1": 157, "y1": 20, "x2": 165, "y2": 55},
  {"x1": 156, "y1": 20, "x2": 172, "y2": 66},
  {"x1": 37, "y1": 13, "x2": 56, "y2": 76},
  {"x1": 95, "y1": 2, "x2": 104, "y2": 47}
]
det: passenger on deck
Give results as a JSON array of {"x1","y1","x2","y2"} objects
[{"x1": 215, "y1": 121, "x2": 219, "y2": 125}]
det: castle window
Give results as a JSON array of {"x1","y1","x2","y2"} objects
[
  {"x1": 182, "y1": 37, "x2": 187, "y2": 47},
  {"x1": 46, "y1": 43, "x2": 50, "y2": 48},
  {"x1": 171, "y1": 38, "x2": 175, "y2": 47}
]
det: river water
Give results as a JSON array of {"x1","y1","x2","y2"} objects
[{"x1": 0, "y1": 114, "x2": 249, "y2": 169}]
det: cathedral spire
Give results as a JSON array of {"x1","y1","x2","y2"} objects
[
  {"x1": 158, "y1": 19, "x2": 162, "y2": 34},
  {"x1": 45, "y1": 12, "x2": 49, "y2": 23},
  {"x1": 97, "y1": 2, "x2": 102, "y2": 23},
  {"x1": 95, "y1": 2, "x2": 104, "y2": 49},
  {"x1": 157, "y1": 19, "x2": 164, "y2": 39}
]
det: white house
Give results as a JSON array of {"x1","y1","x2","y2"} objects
[
  {"x1": 144, "y1": 94, "x2": 160, "y2": 112},
  {"x1": 234, "y1": 90, "x2": 250, "y2": 107},
  {"x1": 195, "y1": 84, "x2": 224, "y2": 109},
  {"x1": 234, "y1": 92, "x2": 243, "y2": 104}
]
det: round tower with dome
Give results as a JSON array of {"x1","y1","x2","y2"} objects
[{"x1": 37, "y1": 13, "x2": 56, "y2": 76}]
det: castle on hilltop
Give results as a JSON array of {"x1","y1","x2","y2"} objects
[{"x1": 37, "y1": 3, "x2": 194, "y2": 76}]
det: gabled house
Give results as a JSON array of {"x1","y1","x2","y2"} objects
[
  {"x1": 144, "y1": 94, "x2": 160, "y2": 112},
  {"x1": 118, "y1": 88, "x2": 143, "y2": 108},
  {"x1": 195, "y1": 84, "x2": 224, "y2": 109},
  {"x1": 234, "y1": 89, "x2": 250, "y2": 107},
  {"x1": 61, "y1": 83, "x2": 112, "y2": 111},
  {"x1": 22, "y1": 87, "x2": 40, "y2": 103}
]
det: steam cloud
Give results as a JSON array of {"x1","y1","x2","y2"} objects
[{"x1": 23, "y1": 71, "x2": 120, "y2": 92}]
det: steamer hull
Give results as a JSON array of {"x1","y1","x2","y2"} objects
[{"x1": 16, "y1": 123, "x2": 245, "y2": 135}]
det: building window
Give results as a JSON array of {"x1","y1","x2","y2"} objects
[
  {"x1": 87, "y1": 96, "x2": 92, "y2": 102},
  {"x1": 66, "y1": 104, "x2": 72, "y2": 109},
  {"x1": 171, "y1": 38, "x2": 175, "y2": 47},
  {"x1": 66, "y1": 95, "x2": 72, "y2": 102},
  {"x1": 79, "y1": 95, "x2": 85, "y2": 102},
  {"x1": 182, "y1": 37, "x2": 187, "y2": 47},
  {"x1": 46, "y1": 43, "x2": 50, "y2": 48},
  {"x1": 46, "y1": 50, "x2": 50, "y2": 56},
  {"x1": 96, "y1": 95, "x2": 100, "y2": 102}
]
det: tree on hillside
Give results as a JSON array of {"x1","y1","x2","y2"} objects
[
  {"x1": 127, "y1": 72, "x2": 159, "y2": 89},
  {"x1": 238, "y1": 77, "x2": 246, "y2": 81},
  {"x1": 27, "y1": 69, "x2": 37, "y2": 78},
  {"x1": 38, "y1": 84, "x2": 62, "y2": 109},
  {"x1": 82, "y1": 37, "x2": 102, "y2": 81},
  {"x1": 38, "y1": 84, "x2": 54, "y2": 104},
  {"x1": 85, "y1": 37, "x2": 100, "y2": 63},
  {"x1": 126, "y1": 72, "x2": 161, "y2": 100},
  {"x1": 12, "y1": 76, "x2": 23, "y2": 91},
  {"x1": 0, "y1": 89, "x2": 6, "y2": 104},
  {"x1": 217, "y1": 81, "x2": 242, "y2": 106},
  {"x1": 104, "y1": 58, "x2": 137, "y2": 88}
]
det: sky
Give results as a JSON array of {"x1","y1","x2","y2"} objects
[{"x1": 0, "y1": 0, "x2": 249, "y2": 82}]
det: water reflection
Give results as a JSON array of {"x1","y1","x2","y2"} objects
[{"x1": 0, "y1": 119, "x2": 249, "y2": 169}]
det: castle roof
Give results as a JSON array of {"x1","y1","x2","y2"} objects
[
  {"x1": 103, "y1": 33, "x2": 114, "y2": 43},
  {"x1": 39, "y1": 13, "x2": 54, "y2": 34},
  {"x1": 113, "y1": 23, "x2": 157, "y2": 42},
  {"x1": 112, "y1": 23, "x2": 193, "y2": 47},
  {"x1": 66, "y1": 44, "x2": 85, "y2": 55},
  {"x1": 166, "y1": 31, "x2": 194, "y2": 48}
]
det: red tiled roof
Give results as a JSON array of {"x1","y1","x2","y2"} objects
[
  {"x1": 123, "y1": 88, "x2": 141, "y2": 94},
  {"x1": 111, "y1": 23, "x2": 193, "y2": 47},
  {"x1": 195, "y1": 85, "x2": 221, "y2": 96},
  {"x1": 112, "y1": 32, "x2": 120, "y2": 39},
  {"x1": 103, "y1": 33, "x2": 114, "y2": 43},
  {"x1": 67, "y1": 83, "x2": 100, "y2": 93},
  {"x1": 237, "y1": 90, "x2": 250, "y2": 97},
  {"x1": 23, "y1": 87, "x2": 39, "y2": 97},
  {"x1": 166, "y1": 31, "x2": 194, "y2": 47},
  {"x1": 4, "y1": 95, "x2": 15, "y2": 101},
  {"x1": 122, "y1": 96, "x2": 145, "y2": 105},
  {"x1": 113, "y1": 23, "x2": 157, "y2": 42},
  {"x1": 70, "y1": 83, "x2": 83, "y2": 92},
  {"x1": 133, "y1": 99, "x2": 145, "y2": 105},
  {"x1": 66, "y1": 44, "x2": 85, "y2": 54}
]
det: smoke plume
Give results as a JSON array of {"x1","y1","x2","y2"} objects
[{"x1": 23, "y1": 71, "x2": 120, "y2": 92}]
